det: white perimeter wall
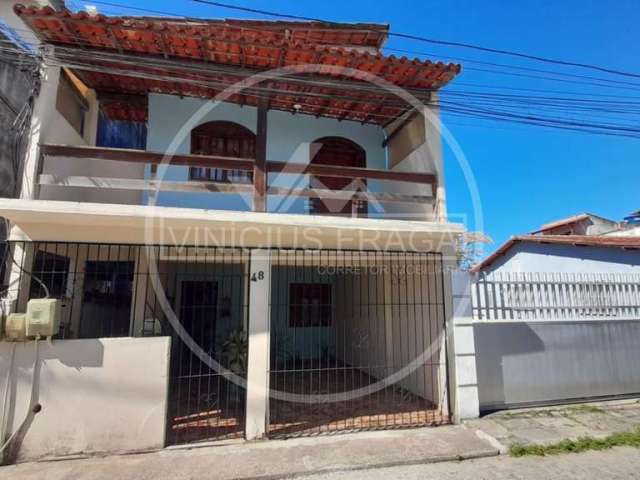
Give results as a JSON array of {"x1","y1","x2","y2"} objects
[
  {"x1": 484, "y1": 243, "x2": 640, "y2": 275},
  {"x1": 0, "y1": 336, "x2": 170, "y2": 463}
]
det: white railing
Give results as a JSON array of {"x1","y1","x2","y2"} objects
[{"x1": 472, "y1": 272, "x2": 640, "y2": 321}]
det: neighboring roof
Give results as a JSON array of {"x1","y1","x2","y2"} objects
[
  {"x1": 472, "y1": 234, "x2": 640, "y2": 272},
  {"x1": 529, "y1": 212, "x2": 616, "y2": 234},
  {"x1": 15, "y1": 6, "x2": 460, "y2": 124},
  {"x1": 531, "y1": 213, "x2": 591, "y2": 234}
]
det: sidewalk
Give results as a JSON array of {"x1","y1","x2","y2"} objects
[
  {"x1": 5, "y1": 399, "x2": 639, "y2": 480},
  {"x1": 468, "y1": 399, "x2": 640, "y2": 450},
  {"x1": 3, "y1": 425, "x2": 499, "y2": 480}
]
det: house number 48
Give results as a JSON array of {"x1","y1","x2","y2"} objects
[{"x1": 251, "y1": 271, "x2": 265, "y2": 282}]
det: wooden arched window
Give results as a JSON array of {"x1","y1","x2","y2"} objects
[
  {"x1": 190, "y1": 121, "x2": 256, "y2": 183},
  {"x1": 309, "y1": 137, "x2": 367, "y2": 216}
]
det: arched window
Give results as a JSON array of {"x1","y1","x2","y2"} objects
[
  {"x1": 190, "y1": 121, "x2": 255, "y2": 183},
  {"x1": 309, "y1": 137, "x2": 367, "y2": 216}
]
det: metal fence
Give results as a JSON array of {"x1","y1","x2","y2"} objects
[
  {"x1": 3, "y1": 241, "x2": 250, "y2": 445},
  {"x1": 473, "y1": 272, "x2": 640, "y2": 321},
  {"x1": 268, "y1": 250, "x2": 449, "y2": 438},
  {"x1": 3, "y1": 242, "x2": 451, "y2": 443}
]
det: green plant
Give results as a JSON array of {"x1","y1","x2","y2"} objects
[
  {"x1": 220, "y1": 329, "x2": 248, "y2": 376},
  {"x1": 510, "y1": 428, "x2": 640, "y2": 457}
]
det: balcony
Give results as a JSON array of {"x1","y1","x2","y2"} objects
[{"x1": 36, "y1": 144, "x2": 439, "y2": 220}]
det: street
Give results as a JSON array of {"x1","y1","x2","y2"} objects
[{"x1": 303, "y1": 447, "x2": 640, "y2": 480}]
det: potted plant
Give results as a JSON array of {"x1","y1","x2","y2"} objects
[{"x1": 220, "y1": 329, "x2": 248, "y2": 403}]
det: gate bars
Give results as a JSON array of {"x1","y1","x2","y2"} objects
[
  {"x1": 268, "y1": 249, "x2": 450, "y2": 437},
  {"x1": 3, "y1": 242, "x2": 450, "y2": 442}
]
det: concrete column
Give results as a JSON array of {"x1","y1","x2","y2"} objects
[
  {"x1": 20, "y1": 60, "x2": 60, "y2": 200},
  {"x1": 423, "y1": 102, "x2": 446, "y2": 222},
  {"x1": 450, "y1": 270, "x2": 480, "y2": 420},
  {"x1": 245, "y1": 249, "x2": 271, "y2": 440}
]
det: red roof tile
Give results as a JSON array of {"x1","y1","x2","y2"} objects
[
  {"x1": 472, "y1": 235, "x2": 640, "y2": 272},
  {"x1": 15, "y1": 6, "x2": 460, "y2": 124}
]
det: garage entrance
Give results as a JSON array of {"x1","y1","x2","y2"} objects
[{"x1": 267, "y1": 249, "x2": 450, "y2": 438}]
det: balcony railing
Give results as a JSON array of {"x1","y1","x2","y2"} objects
[{"x1": 37, "y1": 144, "x2": 438, "y2": 218}]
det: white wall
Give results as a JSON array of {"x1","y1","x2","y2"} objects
[
  {"x1": 146, "y1": 93, "x2": 387, "y2": 213},
  {"x1": 606, "y1": 226, "x2": 640, "y2": 237},
  {"x1": 34, "y1": 66, "x2": 144, "y2": 205},
  {"x1": 0, "y1": 337, "x2": 170, "y2": 463},
  {"x1": 485, "y1": 243, "x2": 640, "y2": 275}
]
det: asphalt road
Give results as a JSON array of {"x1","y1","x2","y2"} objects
[{"x1": 300, "y1": 447, "x2": 640, "y2": 480}]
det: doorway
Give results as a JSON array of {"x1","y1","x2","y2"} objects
[
  {"x1": 309, "y1": 137, "x2": 368, "y2": 216},
  {"x1": 165, "y1": 250, "x2": 250, "y2": 446}
]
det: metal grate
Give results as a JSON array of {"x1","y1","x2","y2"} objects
[
  {"x1": 268, "y1": 249, "x2": 450, "y2": 438},
  {"x1": 3, "y1": 241, "x2": 250, "y2": 445},
  {"x1": 163, "y1": 247, "x2": 250, "y2": 446},
  {"x1": 3, "y1": 242, "x2": 451, "y2": 443},
  {"x1": 473, "y1": 271, "x2": 640, "y2": 321}
]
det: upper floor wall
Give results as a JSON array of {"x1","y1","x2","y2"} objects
[
  {"x1": 29, "y1": 66, "x2": 445, "y2": 221},
  {"x1": 146, "y1": 93, "x2": 387, "y2": 214}
]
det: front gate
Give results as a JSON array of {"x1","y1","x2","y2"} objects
[
  {"x1": 267, "y1": 249, "x2": 450, "y2": 438},
  {"x1": 164, "y1": 248, "x2": 250, "y2": 446}
]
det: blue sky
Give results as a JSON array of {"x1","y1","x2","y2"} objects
[{"x1": 82, "y1": 0, "x2": 640, "y2": 253}]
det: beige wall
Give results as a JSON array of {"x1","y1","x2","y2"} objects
[
  {"x1": 383, "y1": 103, "x2": 444, "y2": 221},
  {"x1": 334, "y1": 254, "x2": 447, "y2": 407},
  {"x1": 0, "y1": 336, "x2": 170, "y2": 463}
]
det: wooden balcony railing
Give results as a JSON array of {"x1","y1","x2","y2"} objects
[{"x1": 38, "y1": 144, "x2": 437, "y2": 217}]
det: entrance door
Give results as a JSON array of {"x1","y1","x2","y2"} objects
[
  {"x1": 167, "y1": 278, "x2": 245, "y2": 445},
  {"x1": 178, "y1": 281, "x2": 218, "y2": 355},
  {"x1": 309, "y1": 137, "x2": 368, "y2": 216}
]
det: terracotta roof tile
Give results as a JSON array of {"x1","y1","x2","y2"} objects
[
  {"x1": 472, "y1": 235, "x2": 640, "y2": 272},
  {"x1": 15, "y1": 5, "x2": 460, "y2": 124}
]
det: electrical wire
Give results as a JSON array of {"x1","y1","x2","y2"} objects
[
  {"x1": 38, "y1": 44, "x2": 640, "y2": 138},
  {"x1": 9, "y1": 5, "x2": 640, "y2": 137},
  {"x1": 13, "y1": 2, "x2": 640, "y2": 92},
  {"x1": 187, "y1": 0, "x2": 640, "y2": 80},
  {"x1": 0, "y1": 337, "x2": 42, "y2": 457},
  {"x1": 8, "y1": 246, "x2": 49, "y2": 299}
]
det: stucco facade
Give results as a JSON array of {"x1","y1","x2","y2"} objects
[{"x1": 482, "y1": 242, "x2": 640, "y2": 275}]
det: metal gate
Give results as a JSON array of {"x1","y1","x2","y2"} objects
[
  {"x1": 164, "y1": 247, "x2": 250, "y2": 446},
  {"x1": 267, "y1": 250, "x2": 450, "y2": 438}
]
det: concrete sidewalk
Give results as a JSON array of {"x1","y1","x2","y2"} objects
[
  {"x1": 3, "y1": 425, "x2": 499, "y2": 480},
  {"x1": 468, "y1": 399, "x2": 640, "y2": 450}
]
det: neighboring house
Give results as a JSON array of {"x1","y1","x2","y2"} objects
[
  {"x1": 606, "y1": 210, "x2": 640, "y2": 237},
  {"x1": 530, "y1": 212, "x2": 619, "y2": 236},
  {"x1": 473, "y1": 235, "x2": 640, "y2": 275},
  {"x1": 471, "y1": 224, "x2": 640, "y2": 414},
  {"x1": 0, "y1": 5, "x2": 473, "y2": 462}
]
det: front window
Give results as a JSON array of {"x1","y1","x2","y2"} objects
[{"x1": 289, "y1": 283, "x2": 332, "y2": 328}]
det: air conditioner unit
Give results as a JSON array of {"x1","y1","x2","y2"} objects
[
  {"x1": 5, "y1": 313, "x2": 27, "y2": 341},
  {"x1": 26, "y1": 298, "x2": 60, "y2": 338}
]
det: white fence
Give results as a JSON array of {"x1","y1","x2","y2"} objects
[{"x1": 472, "y1": 272, "x2": 640, "y2": 321}]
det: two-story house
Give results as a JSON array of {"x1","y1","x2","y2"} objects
[{"x1": 0, "y1": 5, "x2": 471, "y2": 460}]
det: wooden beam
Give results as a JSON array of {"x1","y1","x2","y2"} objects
[
  {"x1": 40, "y1": 144, "x2": 436, "y2": 186},
  {"x1": 267, "y1": 161, "x2": 437, "y2": 185},
  {"x1": 40, "y1": 144, "x2": 255, "y2": 171},
  {"x1": 39, "y1": 174, "x2": 254, "y2": 194},
  {"x1": 268, "y1": 186, "x2": 433, "y2": 204},
  {"x1": 253, "y1": 97, "x2": 268, "y2": 212}
]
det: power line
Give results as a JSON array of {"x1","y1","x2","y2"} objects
[
  {"x1": 188, "y1": 0, "x2": 640, "y2": 80},
  {"x1": 40, "y1": 45, "x2": 640, "y2": 138},
  {"x1": 83, "y1": 0, "x2": 640, "y2": 81},
  {"x1": 38, "y1": 1, "x2": 640, "y2": 95}
]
